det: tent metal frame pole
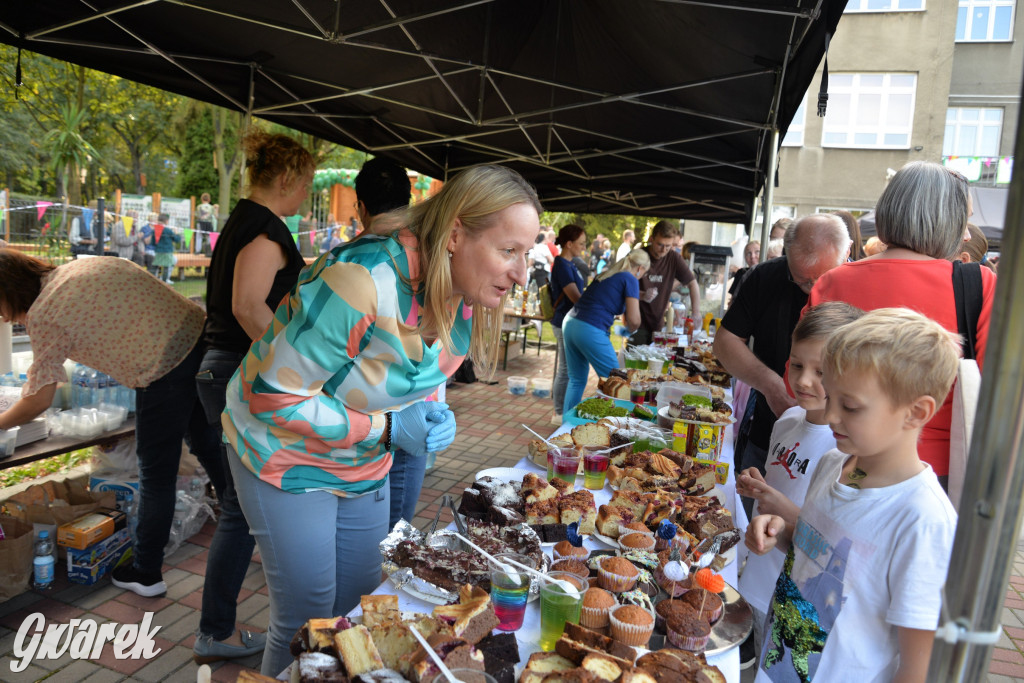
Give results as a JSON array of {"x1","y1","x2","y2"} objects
[
  {"x1": 928, "y1": 72, "x2": 1024, "y2": 683},
  {"x1": 758, "y1": 128, "x2": 780, "y2": 256}
]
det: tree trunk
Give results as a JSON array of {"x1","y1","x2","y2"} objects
[{"x1": 212, "y1": 107, "x2": 242, "y2": 222}]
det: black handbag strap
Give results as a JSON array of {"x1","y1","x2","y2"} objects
[{"x1": 952, "y1": 260, "x2": 984, "y2": 360}]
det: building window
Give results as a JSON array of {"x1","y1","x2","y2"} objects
[
  {"x1": 821, "y1": 73, "x2": 916, "y2": 149},
  {"x1": 944, "y1": 108, "x2": 1003, "y2": 156},
  {"x1": 957, "y1": 0, "x2": 1014, "y2": 41},
  {"x1": 845, "y1": 0, "x2": 924, "y2": 12},
  {"x1": 782, "y1": 96, "x2": 806, "y2": 147}
]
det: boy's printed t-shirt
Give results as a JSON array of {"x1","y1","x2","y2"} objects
[
  {"x1": 740, "y1": 406, "x2": 836, "y2": 615},
  {"x1": 756, "y1": 450, "x2": 956, "y2": 683}
]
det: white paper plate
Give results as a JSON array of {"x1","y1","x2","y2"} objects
[{"x1": 475, "y1": 467, "x2": 536, "y2": 483}]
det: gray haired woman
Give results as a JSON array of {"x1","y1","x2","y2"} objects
[{"x1": 805, "y1": 160, "x2": 996, "y2": 485}]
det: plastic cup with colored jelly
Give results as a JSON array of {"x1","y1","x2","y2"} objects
[
  {"x1": 550, "y1": 448, "x2": 580, "y2": 489},
  {"x1": 539, "y1": 572, "x2": 585, "y2": 651},
  {"x1": 582, "y1": 449, "x2": 610, "y2": 490},
  {"x1": 630, "y1": 381, "x2": 646, "y2": 404},
  {"x1": 489, "y1": 552, "x2": 534, "y2": 631}
]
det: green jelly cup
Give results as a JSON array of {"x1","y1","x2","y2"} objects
[{"x1": 539, "y1": 571, "x2": 586, "y2": 651}]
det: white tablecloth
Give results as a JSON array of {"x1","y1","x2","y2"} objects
[{"x1": 353, "y1": 417, "x2": 742, "y2": 682}]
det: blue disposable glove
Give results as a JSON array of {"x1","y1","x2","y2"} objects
[
  {"x1": 390, "y1": 402, "x2": 450, "y2": 456},
  {"x1": 425, "y1": 409, "x2": 457, "y2": 453}
]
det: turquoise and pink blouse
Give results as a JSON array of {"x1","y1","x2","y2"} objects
[{"x1": 223, "y1": 229, "x2": 471, "y2": 495}]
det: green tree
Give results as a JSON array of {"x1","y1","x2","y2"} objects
[
  {"x1": 175, "y1": 105, "x2": 221, "y2": 199},
  {"x1": 44, "y1": 104, "x2": 99, "y2": 207}
]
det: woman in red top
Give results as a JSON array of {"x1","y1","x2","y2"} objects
[{"x1": 806, "y1": 161, "x2": 996, "y2": 484}]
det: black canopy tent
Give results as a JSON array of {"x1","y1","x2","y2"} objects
[{"x1": 0, "y1": 0, "x2": 845, "y2": 222}]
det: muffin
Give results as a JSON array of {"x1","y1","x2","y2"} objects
[
  {"x1": 550, "y1": 558, "x2": 590, "y2": 581},
  {"x1": 608, "y1": 604, "x2": 655, "y2": 648},
  {"x1": 654, "y1": 598, "x2": 699, "y2": 633},
  {"x1": 666, "y1": 612, "x2": 711, "y2": 651},
  {"x1": 654, "y1": 558, "x2": 691, "y2": 598},
  {"x1": 681, "y1": 588, "x2": 724, "y2": 624},
  {"x1": 580, "y1": 587, "x2": 617, "y2": 629},
  {"x1": 597, "y1": 557, "x2": 639, "y2": 593},
  {"x1": 553, "y1": 541, "x2": 590, "y2": 563},
  {"x1": 619, "y1": 532, "x2": 656, "y2": 553},
  {"x1": 617, "y1": 521, "x2": 654, "y2": 538}
]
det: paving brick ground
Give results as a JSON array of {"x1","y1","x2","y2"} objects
[{"x1": 0, "y1": 338, "x2": 1019, "y2": 681}]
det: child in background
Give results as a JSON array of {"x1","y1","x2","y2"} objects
[
  {"x1": 736, "y1": 301, "x2": 864, "y2": 652},
  {"x1": 746, "y1": 308, "x2": 959, "y2": 683}
]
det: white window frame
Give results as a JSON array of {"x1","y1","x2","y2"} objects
[
  {"x1": 944, "y1": 107, "x2": 1004, "y2": 157},
  {"x1": 957, "y1": 0, "x2": 1015, "y2": 42},
  {"x1": 781, "y1": 96, "x2": 806, "y2": 147},
  {"x1": 845, "y1": 0, "x2": 925, "y2": 12},
  {"x1": 820, "y1": 73, "x2": 917, "y2": 150}
]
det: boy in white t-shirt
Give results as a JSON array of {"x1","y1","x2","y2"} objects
[
  {"x1": 737, "y1": 302, "x2": 865, "y2": 649},
  {"x1": 747, "y1": 308, "x2": 959, "y2": 683}
]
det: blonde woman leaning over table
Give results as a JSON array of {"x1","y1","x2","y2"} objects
[
  {"x1": 561, "y1": 247, "x2": 651, "y2": 413},
  {"x1": 220, "y1": 164, "x2": 543, "y2": 676}
]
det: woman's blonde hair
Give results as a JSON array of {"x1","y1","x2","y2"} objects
[
  {"x1": 376, "y1": 164, "x2": 541, "y2": 376},
  {"x1": 596, "y1": 246, "x2": 650, "y2": 282}
]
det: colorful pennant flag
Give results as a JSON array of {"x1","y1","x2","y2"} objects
[
  {"x1": 153, "y1": 223, "x2": 165, "y2": 244},
  {"x1": 209, "y1": 232, "x2": 220, "y2": 251},
  {"x1": 183, "y1": 228, "x2": 193, "y2": 249},
  {"x1": 36, "y1": 201, "x2": 52, "y2": 221},
  {"x1": 123, "y1": 216, "x2": 133, "y2": 236}
]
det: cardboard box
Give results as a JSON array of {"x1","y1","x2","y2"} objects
[
  {"x1": 57, "y1": 508, "x2": 127, "y2": 550},
  {"x1": 89, "y1": 475, "x2": 139, "y2": 513},
  {"x1": 67, "y1": 528, "x2": 132, "y2": 585}
]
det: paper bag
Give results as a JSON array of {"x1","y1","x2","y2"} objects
[{"x1": 0, "y1": 516, "x2": 35, "y2": 600}]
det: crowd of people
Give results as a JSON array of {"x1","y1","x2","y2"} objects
[{"x1": 0, "y1": 148, "x2": 1001, "y2": 681}]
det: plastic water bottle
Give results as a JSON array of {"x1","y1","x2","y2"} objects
[
  {"x1": 33, "y1": 531, "x2": 55, "y2": 590},
  {"x1": 97, "y1": 372, "x2": 109, "y2": 405},
  {"x1": 424, "y1": 451, "x2": 437, "y2": 470},
  {"x1": 86, "y1": 369, "x2": 99, "y2": 407}
]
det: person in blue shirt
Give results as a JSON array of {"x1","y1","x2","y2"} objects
[
  {"x1": 549, "y1": 224, "x2": 587, "y2": 421},
  {"x1": 561, "y1": 247, "x2": 650, "y2": 411}
]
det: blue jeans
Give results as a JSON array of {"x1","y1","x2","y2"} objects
[
  {"x1": 195, "y1": 349, "x2": 255, "y2": 641},
  {"x1": 133, "y1": 343, "x2": 224, "y2": 574},
  {"x1": 389, "y1": 448, "x2": 426, "y2": 529},
  {"x1": 562, "y1": 316, "x2": 619, "y2": 412},
  {"x1": 551, "y1": 325, "x2": 569, "y2": 416},
  {"x1": 227, "y1": 448, "x2": 390, "y2": 677}
]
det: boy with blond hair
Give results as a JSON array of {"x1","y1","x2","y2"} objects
[
  {"x1": 737, "y1": 301, "x2": 864, "y2": 652},
  {"x1": 747, "y1": 308, "x2": 960, "y2": 683}
]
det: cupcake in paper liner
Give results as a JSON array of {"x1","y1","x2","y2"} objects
[
  {"x1": 655, "y1": 555, "x2": 691, "y2": 598},
  {"x1": 617, "y1": 521, "x2": 654, "y2": 538},
  {"x1": 666, "y1": 613, "x2": 711, "y2": 651},
  {"x1": 682, "y1": 587, "x2": 724, "y2": 624},
  {"x1": 552, "y1": 540, "x2": 590, "y2": 564},
  {"x1": 618, "y1": 531, "x2": 656, "y2": 553},
  {"x1": 655, "y1": 597, "x2": 699, "y2": 633},
  {"x1": 608, "y1": 604, "x2": 655, "y2": 648},
  {"x1": 580, "y1": 587, "x2": 616, "y2": 629},
  {"x1": 597, "y1": 556, "x2": 639, "y2": 593}
]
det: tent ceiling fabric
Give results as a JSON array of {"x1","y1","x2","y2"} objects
[{"x1": 0, "y1": 0, "x2": 846, "y2": 221}]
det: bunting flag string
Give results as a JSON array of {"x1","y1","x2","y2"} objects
[
  {"x1": 153, "y1": 223, "x2": 165, "y2": 244},
  {"x1": 123, "y1": 216, "x2": 133, "y2": 236},
  {"x1": 209, "y1": 232, "x2": 220, "y2": 251},
  {"x1": 36, "y1": 201, "x2": 53, "y2": 221}
]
